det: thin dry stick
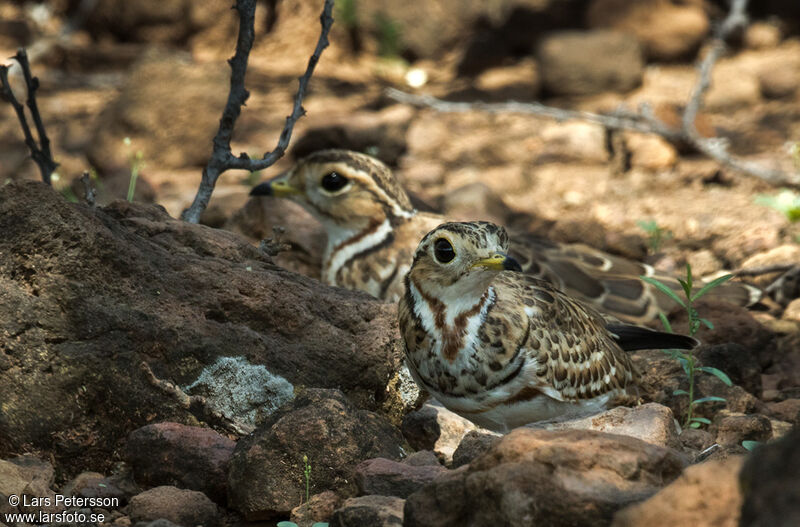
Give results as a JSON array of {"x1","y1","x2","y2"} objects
[
  {"x1": 387, "y1": 0, "x2": 800, "y2": 187},
  {"x1": 140, "y1": 362, "x2": 254, "y2": 436},
  {"x1": 182, "y1": 0, "x2": 335, "y2": 224},
  {"x1": 0, "y1": 49, "x2": 58, "y2": 185}
]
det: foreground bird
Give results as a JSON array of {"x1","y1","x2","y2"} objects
[
  {"x1": 398, "y1": 221, "x2": 698, "y2": 431},
  {"x1": 251, "y1": 149, "x2": 759, "y2": 324}
]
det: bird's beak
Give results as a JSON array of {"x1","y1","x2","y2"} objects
[
  {"x1": 472, "y1": 253, "x2": 523, "y2": 272},
  {"x1": 250, "y1": 173, "x2": 302, "y2": 198}
]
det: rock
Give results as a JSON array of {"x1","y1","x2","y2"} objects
[
  {"x1": 354, "y1": 458, "x2": 447, "y2": 499},
  {"x1": 624, "y1": 132, "x2": 678, "y2": 171},
  {"x1": 404, "y1": 429, "x2": 686, "y2": 526},
  {"x1": 744, "y1": 22, "x2": 783, "y2": 50},
  {"x1": 61, "y1": 472, "x2": 128, "y2": 504},
  {"x1": 451, "y1": 431, "x2": 500, "y2": 468},
  {"x1": 442, "y1": 183, "x2": 515, "y2": 227},
  {"x1": 290, "y1": 491, "x2": 341, "y2": 527},
  {"x1": 766, "y1": 399, "x2": 800, "y2": 425},
  {"x1": 472, "y1": 59, "x2": 540, "y2": 100},
  {"x1": 227, "y1": 389, "x2": 405, "y2": 520},
  {"x1": 538, "y1": 30, "x2": 644, "y2": 96},
  {"x1": 526, "y1": 403, "x2": 681, "y2": 449},
  {"x1": 330, "y1": 495, "x2": 404, "y2": 527},
  {"x1": 611, "y1": 456, "x2": 744, "y2": 527},
  {"x1": 679, "y1": 428, "x2": 715, "y2": 452},
  {"x1": 125, "y1": 422, "x2": 235, "y2": 503},
  {"x1": 290, "y1": 106, "x2": 413, "y2": 167},
  {"x1": 401, "y1": 403, "x2": 483, "y2": 463},
  {"x1": 539, "y1": 121, "x2": 609, "y2": 163},
  {"x1": 740, "y1": 427, "x2": 800, "y2": 526},
  {"x1": 85, "y1": 0, "x2": 230, "y2": 44},
  {"x1": 769, "y1": 418, "x2": 793, "y2": 440},
  {"x1": 784, "y1": 298, "x2": 800, "y2": 322},
  {"x1": 127, "y1": 486, "x2": 218, "y2": 527},
  {"x1": 401, "y1": 451, "x2": 440, "y2": 467},
  {"x1": 0, "y1": 181, "x2": 404, "y2": 474},
  {"x1": 587, "y1": 0, "x2": 709, "y2": 60},
  {"x1": 697, "y1": 343, "x2": 762, "y2": 397},
  {"x1": 759, "y1": 66, "x2": 799, "y2": 99},
  {"x1": 87, "y1": 51, "x2": 228, "y2": 178},
  {"x1": 713, "y1": 412, "x2": 773, "y2": 447},
  {"x1": 706, "y1": 61, "x2": 762, "y2": 110}
]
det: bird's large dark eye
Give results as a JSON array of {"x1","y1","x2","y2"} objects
[
  {"x1": 321, "y1": 171, "x2": 348, "y2": 192},
  {"x1": 434, "y1": 238, "x2": 456, "y2": 263}
]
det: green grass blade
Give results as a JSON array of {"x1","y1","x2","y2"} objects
[
  {"x1": 641, "y1": 276, "x2": 686, "y2": 307},
  {"x1": 699, "y1": 366, "x2": 733, "y2": 386},
  {"x1": 658, "y1": 312, "x2": 673, "y2": 333},
  {"x1": 673, "y1": 389, "x2": 689, "y2": 396},
  {"x1": 690, "y1": 417, "x2": 712, "y2": 425},
  {"x1": 700, "y1": 318, "x2": 714, "y2": 330},
  {"x1": 678, "y1": 278, "x2": 692, "y2": 299},
  {"x1": 693, "y1": 274, "x2": 734, "y2": 301}
]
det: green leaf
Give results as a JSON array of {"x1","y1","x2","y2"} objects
[
  {"x1": 691, "y1": 396, "x2": 727, "y2": 405},
  {"x1": 658, "y1": 312, "x2": 673, "y2": 333},
  {"x1": 277, "y1": 522, "x2": 299, "y2": 527},
  {"x1": 689, "y1": 421, "x2": 702, "y2": 428},
  {"x1": 673, "y1": 389, "x2": 689, "y2": 396},
  {"x1": 641, "y1": 276, "x2": 686, "y2": 307},
  {"x1": 693, "y1": 274, "x2": 734, "y2": 302},
  {"x1": 312, "y1": 524, "x2": 330, "y2": 527},
  {"x1": 700, "y1": 318, "x2": 714, "y2": 330},
  {"x1": 742, "y1": 440, "x2": 761, "y2": 452},
  {"x1": 699, "y1": 366, "x2": 733, "y2": 386},
  {"x1": 686, "y1": 263, "x2": 694, "y2": 291},
  {"x1": 677, "y1": 357, "x2": 691, "y2": 377},
  {"x1": 690, "y1": 417, "x2": 712, "y2": 425},
  {"x1": 678, "y1": 278, "x2": 692, "y2": 299}
]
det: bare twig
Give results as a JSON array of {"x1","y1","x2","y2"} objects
[
  {"x1": 140, "y1": 362, "x2": 254, "y2": 436},
  {"x1": 0, "y1": 49, "x2": 58, "y2": 185},
  {"x1": 387, "y1": 0, "x2": 800, "y2": 187},
  {"x1": 181, "y1": 0, "x2": 335, "y2": 224},
  {"x1": 81, "y1": 170, "x2": 96, "y2": 207}
]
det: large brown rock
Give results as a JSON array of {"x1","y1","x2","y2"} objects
[
  {"x1": 227, "y1": 389, "x2": 406, "y2": 520},
  {"x1": 611, "y1": 456, "x2": 744, "y2": 527},
  {"x1": 404, "y1": 429, "x2": 686, "y2": 526},
  {"x1": 0, "y1": 181, "x2": 404, "y2": 474},
  {"x1": 538, "y1": 30, "x2": 644, "y2": 96},
  {"x1": 128, "y1": 486, "x2": 218, "y2": 527}
]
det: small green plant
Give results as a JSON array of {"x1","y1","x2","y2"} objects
[
  {"x1": 641, "y1": 264, "x2": 734, "y2": 429},
  {"x1": 742, "y1": 440, "x2": 762, "y2": 452},
  {"x1": 303, "y1": 454, "x2": 312, "y2": 503},
  {"x1": 637, "y1": 219, "x2": 673, "y2": 253},
  {"x1": 277, "y1": 522, "x2": 329, "y2": 527},
  {"x1": 756, "y1": 189, "x2": 800, "y2": 223},
  {"x1": 123, "y1": 137, "x2": 145, "y2": 202}
]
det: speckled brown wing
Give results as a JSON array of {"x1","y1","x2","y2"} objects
[
  {"x1": 493, "y1": 273, "x2": 636, "y2": 402},
  {"x1": 508, "y1": 234, "x2": 761, "y2": 325}
]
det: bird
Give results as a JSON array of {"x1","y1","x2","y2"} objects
[
  {"x1": 250, "y1": 149, "x2": 760, "y2": 324},
  {"x1": 397, "y1": 221, "x2": 698, "y2": 431}
]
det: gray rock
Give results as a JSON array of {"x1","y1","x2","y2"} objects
[{"x1": 354, "y1": 458, "x2": 447, "y2": 498}]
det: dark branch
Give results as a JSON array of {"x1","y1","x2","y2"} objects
[
  {"x1": 387, "y1": 0, "x2": 800, "y2": 187},
  {"x1": 0, "y1": 49, "x2": 58, "y2": 185},
  {"x1": 140, "y1": 362, "x2": 253, "y2": 436},
  {"x1": 181, "y1": 0, "x2": 335, "y2": 223}
]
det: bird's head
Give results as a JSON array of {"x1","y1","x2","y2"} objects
[
  {"x1": 250, "y1": 149, "x2": 415, "y2": 236},
  {"x1": 409, "y1": 221, "x2": 522, "y2": 299}
]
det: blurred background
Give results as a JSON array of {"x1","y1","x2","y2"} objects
[{"x1": 1, "y1": 0, "x2": 799, "y2": 279}]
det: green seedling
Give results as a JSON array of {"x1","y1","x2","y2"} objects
[
  {"x1": 641, "y1": 263, "x2": 734, "y2": 429},
  {"x1": 123, "y1": 137, "x2": 144, "y2": 202},
  {"x1": 756, "y1": 189, "x2": 800, "y2": 223},
  {"x1": 637, "y1": 219, "x2": 673, "y2": 253}
]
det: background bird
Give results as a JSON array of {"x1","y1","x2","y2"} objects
[
  {"x1": 251, "y1": 149, "x2": 760, "y2": 324},
  {"x1": 397, "y1": 221, "x2": 698, "y2": 431}
]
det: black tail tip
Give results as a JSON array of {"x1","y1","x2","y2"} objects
[{"x1": 250, "y1": 182, "x2": 272, "y2": 196}]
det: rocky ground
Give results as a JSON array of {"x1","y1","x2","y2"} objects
[{"x1": 1, "y1": 0, "x2": 800, "y2": 526}]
